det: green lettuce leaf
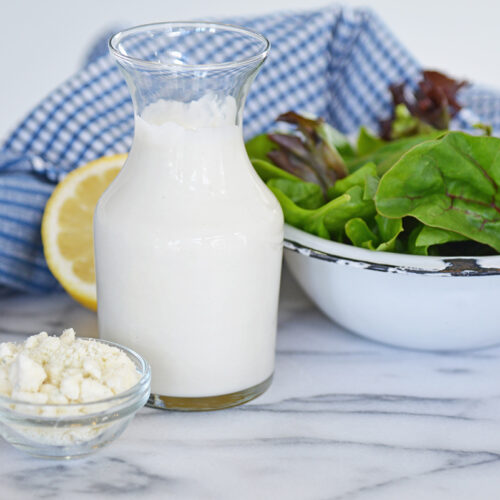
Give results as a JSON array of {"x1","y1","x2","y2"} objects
[
  {"x1": 347, "y1": 132, "x2": 444, "y2": 175},
  {"x1": 327, "y1": 162, "x2": 377, "y2": 200},
  {"x1": 387, "y1": 104, "x2": 435, "y2": 140},
  {"x1": 363, "y1": 174, "x2": 380, "y2": 201},
  {"x1": 267, "y1": 178, "x2": 324, "y2": 209},
  {"x1": 357, "y1": 127, "x2": 386, "y2": 156},
  {"x1": 268, "y1": 185, "x2": 350, "y2": 239},
  {"x1": 375, "y1": 215, "x2": 403, "y2": 252},
  {"x1": 251, "y1": 159, "x2": 301, "y2": 183},
  {"x1": 408, "y1": 225, "x2": 468, "y2": 255},
  {"x1": 323, "y1": 185, "x2": 376, "y2": 235},
  {"x1": 344, "y1": 218, "x2": 378, "y2": 250},
  {"x1": 345, "y1": 215, "x2": 403, "y2": 252},
  {"x1": 375, "y1": 131, "x2": 500, "y2": 252},
  {"x1": 245, "y1": 134, "x2": 277, "y2": 161}
]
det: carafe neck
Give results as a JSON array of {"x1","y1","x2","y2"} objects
[{"x1": 109, "y1": 22, "x2": 270, "y2": 128}]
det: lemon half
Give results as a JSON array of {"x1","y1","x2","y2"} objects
[{"x1": 41, "y1": 154, "x2": 127, "y2": 310}]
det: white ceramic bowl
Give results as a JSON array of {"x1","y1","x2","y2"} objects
[{"x1": 284, "y1": 224, "x2": 500, "y2": 351}]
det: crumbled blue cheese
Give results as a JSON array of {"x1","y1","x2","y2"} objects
[{"x1": 0, "y1": 329, "x2": 140, "y2": 405}]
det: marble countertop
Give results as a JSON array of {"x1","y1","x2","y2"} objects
[{"x1": 1, "y1": 267, "x2": 500, "y2": 499}]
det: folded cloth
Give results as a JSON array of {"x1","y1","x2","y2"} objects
[{"x1": 0, "y1": 5, "x2": 499, "y2": 294}]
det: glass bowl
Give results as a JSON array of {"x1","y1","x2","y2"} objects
[{"x1": 0, "y1": 339, "x2": 151, "y2": 459}]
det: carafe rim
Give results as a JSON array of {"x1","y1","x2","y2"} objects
[{"x1": 109, "y1": 21, "x2": 270, "y2": 72}]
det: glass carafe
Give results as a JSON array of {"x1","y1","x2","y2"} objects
[{"x1": 95, "y1": 22, "x2": 283, "y2": 410}]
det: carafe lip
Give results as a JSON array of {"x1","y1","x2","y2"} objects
[{"x1": 109, "y1": 21, "x2": 270, "y2": 71}]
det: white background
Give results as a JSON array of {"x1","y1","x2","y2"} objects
[{"x1": 1, "y1": 0, "x2": 499, "y2": 140}]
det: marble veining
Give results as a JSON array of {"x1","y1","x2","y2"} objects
[{"x1": 1, "y1": 267, "x2": 500, "y2": 499}]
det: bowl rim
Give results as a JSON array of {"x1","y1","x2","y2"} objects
[
  {"x1": 0, "y1": 338, "x2": 151, "y2": 414},
  {"x1": 284, "y1": 224, "x2": 500, "y2": 276}
]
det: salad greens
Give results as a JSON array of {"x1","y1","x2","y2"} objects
[
  {"x1": 264, "y1": 111, "x2": 349, "y2": 195},
  {"x1": 407, "y1": 226, "x2": 468, "y2": 256},
  {"x1": 246, "y1": 70, "x2": 499, "y2": 256},
  {"x1": 375, "y1": 132, "x2": 500, "y2": 252},
  {"x1": 379, "y1": 70, "x2": 466, "y2": 139},
  {"x1": 345, "y1": 215, "x2": 403, "y2": 252}
]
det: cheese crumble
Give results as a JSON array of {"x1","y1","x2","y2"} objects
[{"x1": 0, "y1": 329, "x2": 140, "y2": 405}]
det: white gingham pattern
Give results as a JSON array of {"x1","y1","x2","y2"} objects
[{"x1": 1, "y1": 5, "x2": 499, "y2": 294}]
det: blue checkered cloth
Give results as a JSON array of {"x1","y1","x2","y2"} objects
[{"x1": 1, "y1": 5, "x2": 499, "y2": 294}]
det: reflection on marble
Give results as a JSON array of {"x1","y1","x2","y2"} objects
[{"x1": 1, "y1": 267, "x2": 500, "y2": 499}]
